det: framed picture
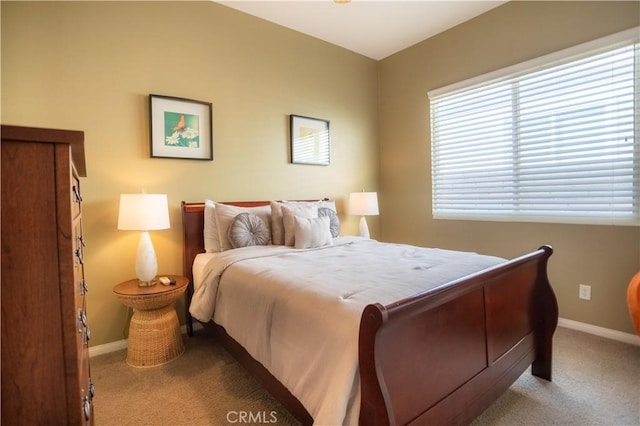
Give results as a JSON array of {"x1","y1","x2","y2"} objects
[
  {"x1": 290, "y1": 114, "x2": 330, "y2": 166},
  {"x1": 149, "y1": 94, "x2": 213, "y2": 160}
]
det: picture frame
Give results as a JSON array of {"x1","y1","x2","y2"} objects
[
  {"x1": 290, "y1": 114, "x2": 330, "y2": 166},
  {"x1": 149, "y1": 94, "x2": 213, "y2": 160}
]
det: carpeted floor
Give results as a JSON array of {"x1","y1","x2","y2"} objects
[
  {"x1": 91, "y1": 327, "x2": 639, "y2": 425},
  {"x1": 472, "y1": 327, "x2": 639, "y2": 426}
]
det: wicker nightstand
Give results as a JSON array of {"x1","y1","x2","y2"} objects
[{"x1": 113, "y1": 276, "x2": 188, "y2": 368}]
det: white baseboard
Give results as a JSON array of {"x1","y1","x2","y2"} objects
[
  {"x1": 89, "y1": 319, "x2": 638, "y2": 357},
  {"x1": 558, "y1": 318, "x2": 640, "y2": 346},
  {"x1": 89, "y1": 339, "x2": 128, "y2": 357},
  {"x1": 89, "y1": 323, "x2": 204, "y2": 358}
]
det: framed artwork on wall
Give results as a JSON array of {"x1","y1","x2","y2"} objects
[
  {"x1": 290, "y1": 114, "x2": 330, "y2": 166},
  {"x1": 149, "y1": 94, "x2": 213, "y2": 160}
]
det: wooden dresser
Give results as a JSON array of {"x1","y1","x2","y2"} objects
[{"x1": 1, "y1": 125, "x2": 94, "y2": 424}]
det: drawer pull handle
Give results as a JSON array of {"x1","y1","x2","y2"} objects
[
  {"x1": 77, "y1": 310, "x2": 90, "y2": 344},
  {"x1": 72, "y1": 185, "x2": 83, "y2": 203},
  {"x1": 83, "y1": 325, "x2": 91, "y2": 344},
  {"x1": 80, "y1": 279, "x2": 89, "y2": 295},
  {"x1": 78, "y1": 310, "x2": 87, "y2": 330},
  {"x1": 83, "y1": 396, "x2": 91, "y2": 421}
]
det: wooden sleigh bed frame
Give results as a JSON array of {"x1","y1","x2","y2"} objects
[{"x1": 181, "y1": 201, "x2": 558, "y2": 425}]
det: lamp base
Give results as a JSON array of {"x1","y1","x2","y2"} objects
[
  {"x1": 135, "y1": 231, "x2": 159, "y2": 285},
  {"x1": 137, "y1": 278, "x2": 158, "y2": 287},
  {"x1": 358, "y1": 216, "x2": 370, "y2": 239}
]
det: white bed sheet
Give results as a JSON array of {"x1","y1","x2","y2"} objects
[{"x1": 190, "y1": 237, "x2": 505, "y2": 425}]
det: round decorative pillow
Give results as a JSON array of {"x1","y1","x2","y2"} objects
[
  {"x1": 318, "y1": 207, "x2": 340, "y2": 238},
  {"x1": 228, "y1": 213, "x2": 271, "y2": 248}
]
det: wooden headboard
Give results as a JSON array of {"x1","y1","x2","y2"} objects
[{"x1": 181, "y1": 201, "x2": 205, "y2": 282}]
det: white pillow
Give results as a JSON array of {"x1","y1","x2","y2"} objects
[
  {"x1": 204, "y1": 200, "x2": 220, "y2": 253},
  {"x1": 294, "y1": 216, "x2": 333, "y2": 249},
  {"x1": 214, "y1": 202, "x2": 271, "y2": 251},
  {"x1": 271, "y1": 200, "x2": 336, "y2": 245},
  {"x1": 281, "y1": 204, "x2": 318, "y2": 246}
]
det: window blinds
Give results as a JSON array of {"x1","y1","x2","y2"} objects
[{"x1": 429, "y1": 29, "x2": 639, "y2": 226}]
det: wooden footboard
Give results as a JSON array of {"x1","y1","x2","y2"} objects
[{"x1": 358, "y1": 245, "x2": 557, "y2": 425}]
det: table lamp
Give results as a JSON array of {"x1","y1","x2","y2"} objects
[
  {"x1": 117, "y1": 193, "x2": 170, "y2": 286},
  {"x1": 349, "y1": 191, "x2": 379, "y2": 239}
]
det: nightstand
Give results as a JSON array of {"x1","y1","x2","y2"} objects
[{"x1": 113, "y1": 275, "x2": 188, "y2": 368}]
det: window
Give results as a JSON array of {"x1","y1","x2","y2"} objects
[{"x1": 428, "y1": 28, "x2": 639, "y2": 226}]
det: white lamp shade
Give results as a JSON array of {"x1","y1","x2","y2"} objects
[
  {"x1": 349, "y1": 192, "x2": 379, "y2": 216},
  {"x1": 118, "y1": 194, "x2": 170, "y2": 231}
]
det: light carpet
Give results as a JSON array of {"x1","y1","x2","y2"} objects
[{"x1": 91, "y1": 326, "x2": 639, "y2": 425}]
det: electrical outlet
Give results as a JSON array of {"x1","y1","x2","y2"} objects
[{"x1": 579, "y1": 284, "x2": 591, "y2": 300}]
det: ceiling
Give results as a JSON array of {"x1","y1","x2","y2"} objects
[{"x1": 216, "y1": 0, "x2": 508, "y2": 60}]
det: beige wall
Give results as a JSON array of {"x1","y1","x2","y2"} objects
[
  {"x1": 378, "y1": 1, "x2": 640, "y2": 334},
  {"x1": 1, "y1": 1, "x2": 379, "y2": 346},
  {"x1": 3, "y1": 1, "x2": 639, "y2": 347}
]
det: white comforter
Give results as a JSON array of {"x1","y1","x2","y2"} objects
[{"x1": 189, "y1": 237, "x2": 504, "y2": 425}]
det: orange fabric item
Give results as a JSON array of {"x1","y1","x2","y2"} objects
[{"x1": 628, "y1": 271, "x2": 640, "y2": 336}]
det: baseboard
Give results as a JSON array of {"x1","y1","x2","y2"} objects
[
  {"x1": 89, "y1": 339, "x2": 128, "y2": 357},
  {"x1": 558, "y1": 318, "x2": 640, "y2": 346},
  {"x1": 89, "y1": 323, "x2": 204, "y2": 358},
  {"x1": 90, "y1": 319, "x2": 638, "y2": 357}
]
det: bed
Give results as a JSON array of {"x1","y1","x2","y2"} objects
[{"x1": 181, "y1": 200, "x2": 558, "y2": 425}]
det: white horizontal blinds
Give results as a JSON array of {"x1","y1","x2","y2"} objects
[
  {"x1": 515, "y1": 45, "x2": 637, "y2": 222},
  {"x1": 431, "y1": 79, "x2": 517, "y2": 217},
  {"x1": 430, "y1": 34, "x2": 639, "y2": 225}
]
